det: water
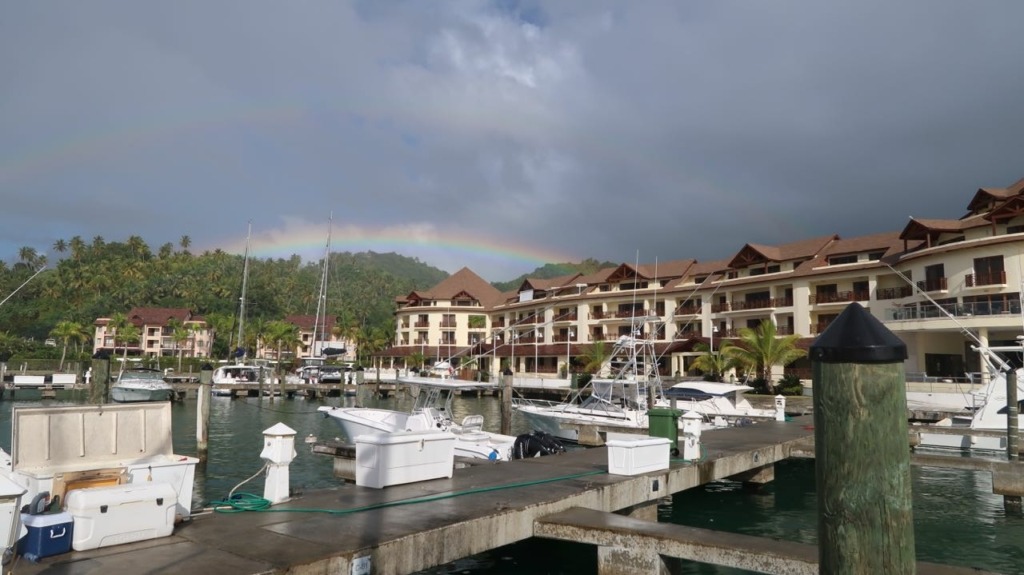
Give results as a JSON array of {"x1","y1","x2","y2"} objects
[{"x1": 1, "y1": 391, "x2": 1021, "y2": 573}]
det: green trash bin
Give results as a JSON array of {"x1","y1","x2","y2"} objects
[{"x1": 647, "y1": 407, "x2": 682, "y2": 455}]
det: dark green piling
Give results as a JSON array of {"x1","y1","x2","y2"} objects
[
  {"x1": 90, "y1": 352, "x2": 110, "y2": 404},
  {"x1": 810, "y1": 303, "x2": 914, "y2": 575}
]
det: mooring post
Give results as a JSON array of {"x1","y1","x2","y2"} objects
[
  {"x1": 501, "y1": 370, "x2": 513, "y2": 436},
  {"x1": 89, "y1": 352, "x2": 110, "y2": 404},
  {"x1": 197, "y1": 363, "x2": 212, "y2": 464},
  {"x1": 1004, "y1": 369, "x2": 1021, "y2": 513},
  {"x1": 809, "y1": 303, "x2": 914, "y2": 575}
]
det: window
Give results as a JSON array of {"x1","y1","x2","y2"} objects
[
  {"x1": 867, "y1": 251, "x2": 885, "y2": 260},
  {"x1": 828, "y1": 254, "x2": 857, "y2": 265}
]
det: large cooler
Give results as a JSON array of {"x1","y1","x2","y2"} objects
[
  {"x1": 65, "y1": 482, "x2": 177, "y2": 551},
  {"x1": 5, "y1": 403, "x2": 198, "y2": 520},
  {"x1": 18, "y1": 511, "x2": 72, "y2": 560}
]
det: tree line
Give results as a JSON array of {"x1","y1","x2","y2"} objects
[{"x1": 0, "y1": 236, "x2": 447, "y2": 365}]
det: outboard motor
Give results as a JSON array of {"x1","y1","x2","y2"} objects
[{"x1": 512, "y1": 431, "x2": 566, "y2": 459}]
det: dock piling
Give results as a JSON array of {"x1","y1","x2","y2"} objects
[
  {"x1": 89, "y1": 352, "x2": 110, "y2": 404},
  {"x1": 501, "y1": 372, "x2": 512, "y2": 436},
  {"x1": 809, "y1": 303, "x2": 914, "y2": 575},
  {"x1": 1004, "y1": 369, "x2": 1021, "y2": 513},
  {"x1": 197, "y1": 364, "x2": 212, "y2": 464}
]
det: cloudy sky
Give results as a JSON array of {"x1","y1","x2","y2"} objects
[{"x1": 2, "y1": 2, "x2": 1022, "y2": 281}]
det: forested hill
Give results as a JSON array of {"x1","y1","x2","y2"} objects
[
  {"x1": 0, "y1": 238, "x2": 615, "y2": 362},
  {"x1": 0, "y1": 239, "x2": 449, "y2": 345}
]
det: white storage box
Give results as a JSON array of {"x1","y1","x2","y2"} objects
[
  {"x1": 65, "y1": 482, "x2": 177, "y2": 551},
  {"x1": 355, "y1": 430, "x2": 455, "y2": 489},
  {"x1": 606, "y1": 436, "x2": 671, "y2": 476},
  {"x1": 7, "y1": 403, "x2": 199, "y2": 519}
]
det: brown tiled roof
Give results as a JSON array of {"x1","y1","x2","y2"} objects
[
  {"x1": 414, "y1": 267, "x2": 504, "y2": 307},
  {"x1": 820, "y1": 231, "x2": 904, "y2": 258},
  {"x1": 519, "y1": 273, "x2": 583, "y2": 292},
  {"x1": 126, "y1": 307, "x2": 193, "y2": 327},
  {"x1": 727, "y1": 235, "x2": 838, "y2": 268},
  {"x1": 899, "y1": 214, "x2": 989, "y2": 241},
  {"x1": 635, "y1": 259, "x2": 696, "y2": 280},
  {"x1": 968, "y1": 176, "x2": 1024, "y2": 212}
]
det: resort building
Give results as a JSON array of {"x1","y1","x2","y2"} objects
[
  {"x1": 383, "y1": 176, "x2": 1024, "y2": 384},
  {"x1": 93, "y1": 308, "x2": 213, "y2": 359},
  {"x1": 280, "y1": 314, "x2": 357, "y2": 365}
]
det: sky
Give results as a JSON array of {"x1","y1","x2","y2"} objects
[{"x1": 2, "y1": 2, "x2": 1023, "y2": 282}]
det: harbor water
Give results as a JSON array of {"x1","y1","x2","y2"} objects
[{"x1": 0, "y1": 388, "x2": 1021, "y2": 574}]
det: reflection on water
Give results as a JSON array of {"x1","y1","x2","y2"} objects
[{"x1": 1, "y1": 393, "x2": 1021, "y2": 573}]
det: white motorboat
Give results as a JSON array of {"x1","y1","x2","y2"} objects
[
  {"x1": 917, "y1": 342, "x2": 1024, "y2": 453},
  {"x1": 110, "y1": 368, "x2": 174, "y2": 403},
  {"x1": 317, "y1": 371, "x2": 532, "y2": 461},
  {"x1": 664, "y1": 381, "x2": 779, "y2": 422}
]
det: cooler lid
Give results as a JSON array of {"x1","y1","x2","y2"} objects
[{"x1": 11, "y1": 403, "x2": 175, "y2": 471}]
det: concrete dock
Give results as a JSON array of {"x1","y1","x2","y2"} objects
[
  {"x1": 13, "y1": 417, "x2": 815, "y2": 574},
  {"x1": 11, "y1": 415, "x2": 1004, "y2": 575}
]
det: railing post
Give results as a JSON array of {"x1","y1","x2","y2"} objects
[{"x1": 809, "y1": 303, "x2": 913, "y2": 575}]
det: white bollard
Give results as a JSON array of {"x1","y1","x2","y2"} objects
[
  {"x1": 775, "y1": 394, "x2": 787, "y2": 421},
  {"x1": 681, "y1": 411, "x2": 703, "y2": 462},
  {"x1": 260, "y1": 422, "x2": 297, "y2": 504}
]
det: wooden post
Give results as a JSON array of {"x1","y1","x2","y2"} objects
[
  {"x1": 809, "y1": 303, "x2": 914, "y2": 575},
  {"x1": 90, "y1": 353, "x2": 111, "y2": 404},
  {"x1": 197, "y1": 364, "x2": 212, "y2": 464},
  {"x1": 1005, "y1": 369, "x2": 1021, "y2": 513},
  {"x1": 501, "y1": 372, "x2": 513, "y2": 436}
]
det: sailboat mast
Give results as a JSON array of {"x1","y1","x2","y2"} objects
[
  {"x1": 312, "y1": 215, "x2": 332, "y2": 358},
  {"x1": 237, "y1": 221, "x2": 251, "y2": 360}
]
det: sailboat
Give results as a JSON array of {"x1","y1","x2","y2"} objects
[{"x1": 212, "y1": 223, "x2": 267, "y2": 394}]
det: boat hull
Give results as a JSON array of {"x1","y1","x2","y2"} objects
[{"x1": 110, "y1": 386, "x2": 172, "y2": 403}]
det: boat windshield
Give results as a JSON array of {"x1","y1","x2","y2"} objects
[{"x1": 411, "y1": 386, "x2": 456, "y2": 423}]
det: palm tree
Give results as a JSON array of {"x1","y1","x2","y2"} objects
[
  {"x1": 50, "y1": 320, "x2": 85, "y2": 371},
  {"x1": 579, "y1": 340, "x2": 611, "y2": 375},
  {"x1": 52, "y1": 239, "x2": 68, "y2": 255},
  {"x1": 689, "y1": 341, "x2": 734, "y2": 382},
  {"x1": 722, "y1": 321, "x2": 806, "y2": 393},
  {"x1": 168, "y1": 318, "x2": 192, "y2": 371},
  {"x1": 109, "y1": 312, "x2": 140, "y2": 366},
  {"x1": 263, "y1": 321, "x2": 300, "y2": 380}
]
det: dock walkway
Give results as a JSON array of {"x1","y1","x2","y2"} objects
[{"x1": 16, "y1": 417, "x2": 816, "y2": 575}]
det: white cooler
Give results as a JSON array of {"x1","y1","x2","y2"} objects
[
  {"x1": 606, "y1": 436, "x2": 671, "y2": 476},
  {"x1": 355, "y1": 430, "x2": 455, "y2": 489},
  {"x1": 65, "y1": 482, "x2": 177, "y2": 551}
]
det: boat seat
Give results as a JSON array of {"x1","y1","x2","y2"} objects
[{"x1": 461, "y1": 415, "x2": 484, "y2": 432}]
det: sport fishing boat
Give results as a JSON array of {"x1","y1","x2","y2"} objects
[
  {"x1": 318, "y1": 367, "x2": 526, "y2": 461},
  {"x1": 917, "y1": 341, "x2": 1024, "y2": 453}
]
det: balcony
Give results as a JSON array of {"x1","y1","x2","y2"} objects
[
  {"x1": 413, "y1": 321, "x2": 430, "y2": 328},
  {"x1": 673, "y1": 306, "x2": 701, "y2": 316},
  {"x1": 916, "y1": 278, "x2": 947, "y2": 292},
  {"x1": 493, "y1": 319, "x2": 506, "y2": 328},
  {"x1": 553, "y1": 312, "x2": 578, "y2": 322},
  {"x1": 875, "y1": 286, "x2": 913, "y2": 300},
  {"x1": 724, "y1": 298, "x2": 793, "y2": 312},
  {"x1": 809, "y1": 291, "x2": 870, "y2": 305},
  {"x1": 440, "y1": 320, "x2": 457, "y2": 328},
  {"x1": 551, "y1": 334, "x2": 578, "y2": 343},
  {"x1": 886, "y1": 299, "x2": 1022, "y2": 321},
  {"x1": 966, "y1": 271, "x2": 1006, "y2": 287}
]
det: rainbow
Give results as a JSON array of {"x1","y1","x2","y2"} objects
[{"x1": 202, "y1": 220, "x2": 579, "y2": 275}]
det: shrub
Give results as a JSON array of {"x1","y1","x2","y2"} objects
[{"x1": 777, "y1": 373, "x2": 804, "y2": 396}]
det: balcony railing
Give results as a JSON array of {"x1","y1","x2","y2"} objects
[
  {"x1": 493, "y1": 319, "x2": 506, "y2": 328},
  {"x1": 724, "y1": 298, "x2": 794, "y2": 312},
  {"x1": 887, "y1": 299, "x2": 1022, "y2": 321},
  {"x1": 554, "y1": 312, "x2": 578, "y2": 322},
  {"x1": 966, "y1": 271, "x2": 1006, "y2": 287},
  {"x1": 875, "y1": 286, "x2": 913, "y2": 300},
  {"x1": 551, "y1": 335, "x2": 578, "y2": 343},
  {"x1": 916, "y1": 278, "x2": 947, "y2": 292},
  {"x1": 673, "y1": 306, "x2": 701, "y2": 316},
  {"x1": 440, "y1": 320, "x2": 457, "y2": 327},
  {"x1": 590, "y1": 310, "x2": 609, "y2": 320},
  {"x1": 809, "y1": 290, "x2": 870, "y2": 305},
  {"x1": 614, "y1": 309, "x2": 647, "y2": 318},
  {"x1": 413, "y1": 321, "x2": 429, "y2": 328}
]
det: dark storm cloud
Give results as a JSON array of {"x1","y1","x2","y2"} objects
[{"x1": 1, "y1": 1, "x2": 1021, "y2": 280}]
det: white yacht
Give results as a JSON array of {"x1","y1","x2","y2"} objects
[
  {"x1": 110, "y1": 368, "x2": 174, "y2": 403},
  {"x1": 317, "y1": 369, "x2": 522, "y2": 461}
]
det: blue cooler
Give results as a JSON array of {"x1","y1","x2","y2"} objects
[{"x1": 19, "y1": 511, "x2": 73, "y2": 561}]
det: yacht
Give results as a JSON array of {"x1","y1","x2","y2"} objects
[
  {"x1": 110, "y1": 368, "x2": 174, "y2": 403},
  {"x1": 317, "y1": 367, "x2": 521, "y2": 461}
]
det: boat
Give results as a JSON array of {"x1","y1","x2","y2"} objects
[
  {"x1": 212, "y1": 223, "x2": 266, "y2": 396},
  {"x1": 514, "y1": 329, "x2": 671, "y2": 443},
  {"x1": 916, "y1": 341, "x2": 1024, "y2": 453},
  {"x1": 110, "y1": 368, "x2": 174, "y2": 403},
  {"x1": 664, "y1": 381, "x2": 778, "y2": 423},
  {"x1": 317, "y1": 365, "x2": 548, "y2": 461}
]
